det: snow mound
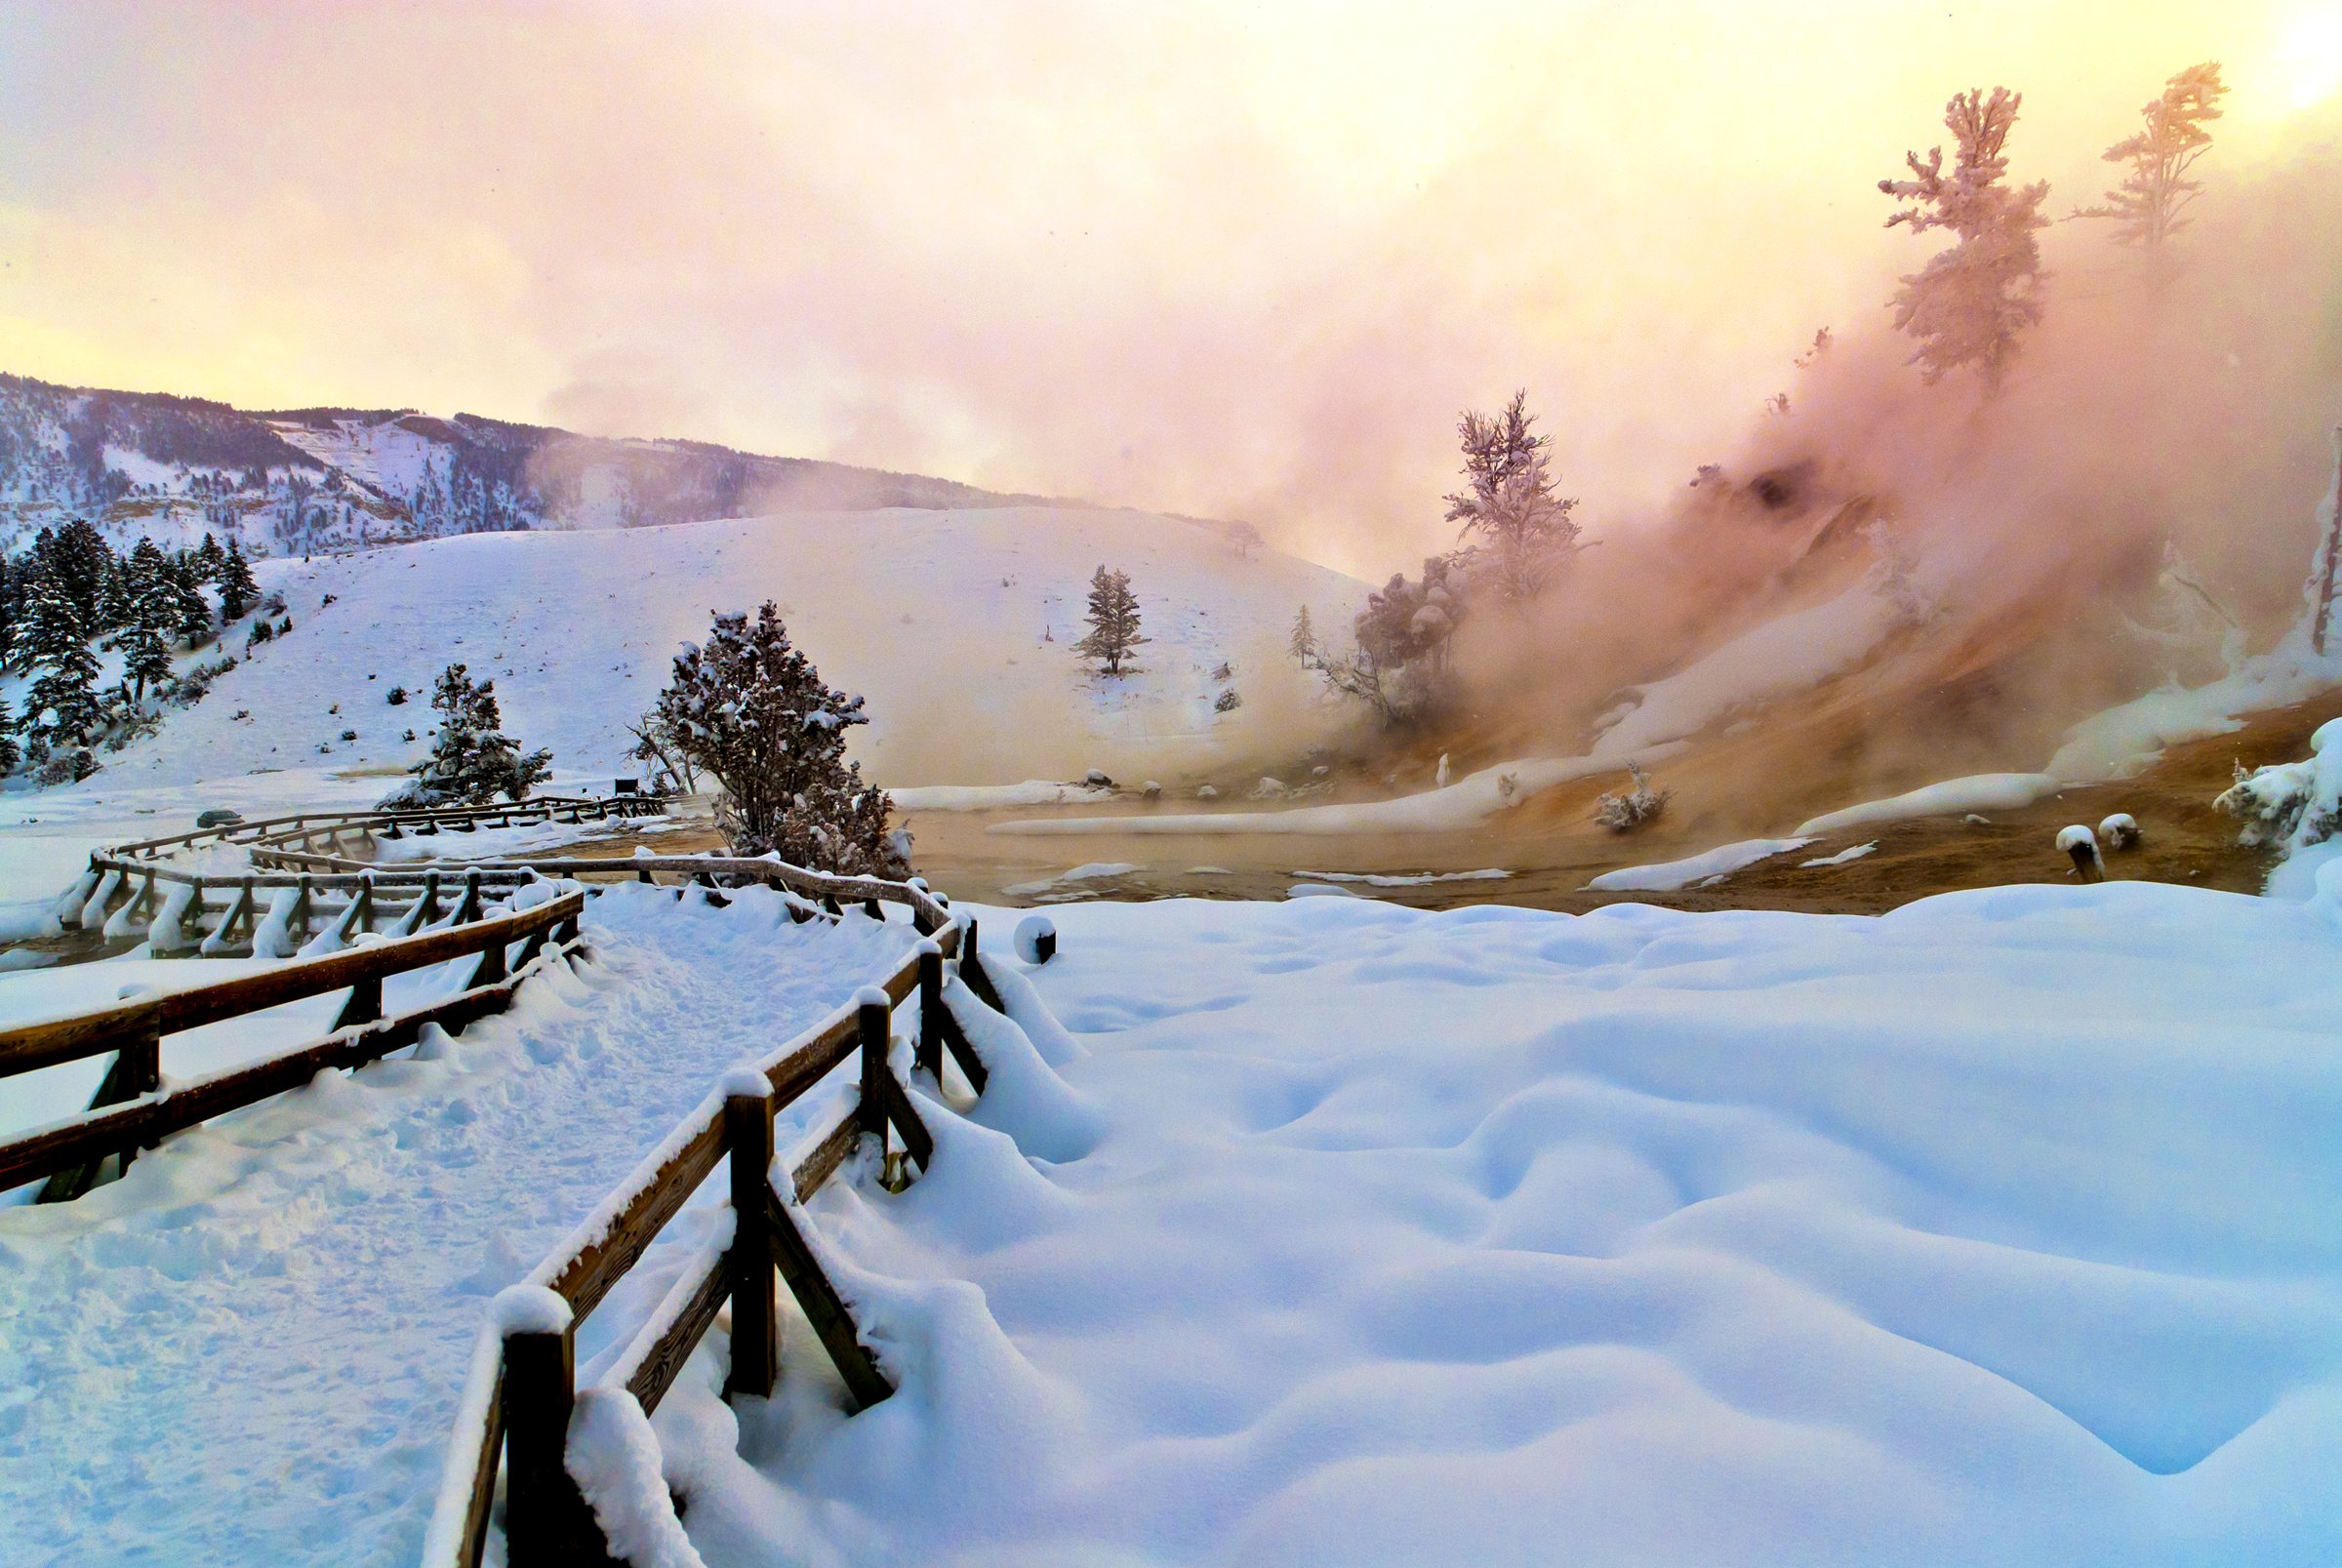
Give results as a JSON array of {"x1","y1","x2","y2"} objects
[
  {"x1": 1796, "y1": 772, "x2": 2061, "y2": 837},
  {"x1": 1585, "y1": 836, "x2": 1814, "y2": 892}
]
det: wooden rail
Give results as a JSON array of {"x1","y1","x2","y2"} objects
[
  {"x1": 0, "y1": 891, "x2": 587, "y2": 1202},
  {"x1": 424, "y1": 882, "x2": 1007, "y2": 1568}
]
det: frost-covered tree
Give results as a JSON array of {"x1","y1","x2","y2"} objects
[
  {"x1": 2076, "y1": 62, "x2": 2226, "y2": 256},
  {"x1": 1289, "y1": 604, "x2": 1316, "y2": 664},
  {"x1": 625, "y1": 706, "x2": 700, "y2": 796},
  {"x1": 1879, "y1": 88, "x2": 2050, "y2": 389},
  {"x1": 653, "y1": 603, "x2": 907, "y2": 874},
  {"x1": 18, "y1": 571, "x2": 101, "y2": 750},
  {"x1": 1444, "y1": 391, "x2": 1580, "y2": 600},
  {"x1": 1313, "y1": 558, "x2": 1465, "y2": 727},
  {"x1": 1073, "y1": 566, "x2": 1148, "y2": 675},
  {"x1": 194, "y1": 533, "x2": 225, "y2": 580},
  {"x1": 216, "y1": 537, "x2": 259, "y2": 623},
  {"x1": 393, "y1": 663, "x2": 551, "y2": 806}
]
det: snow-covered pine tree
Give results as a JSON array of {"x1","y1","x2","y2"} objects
[
  {"x1": 122, "y1": 539, "x2": 176, "y2": 704},
  {"x1": 392, "y1": 663, "x2": 551, "y2": 806},
  {"x1": 1443, "y1": 390, "x2": 1580, "y2": 599},
  {"x1": 164, "y1": 553, "x2": 213, "y2": 646},
  {"x1": 2076, "y1": 62, "x2": 2226, "y2": 257},
  {"x1": 1878, "y1": 87, "x2": 2050, "y2": 389},
  {"x1": 216, "y1": 537, "x2": 260, "y2": 623},
  {"x1": 1289, "y1": 604, "x2": 1316, "y2": 664},
  {"x1": 651, "y1": 603, "x2": 907, "y2": 874},
  {"x1": 1073, "y1": 566, "x2": 1148, "y2": 675},
  {"x1": 96, "y1": 555, "x2": 135, "y2": 638},
  {"x1": 194, "y1": 533, "x2": 225, "y2": 579},
  {"x1": 31, "y1": 519, "x2": 116, "y2": 635},
  {"x1": 18, "y1": 570, "x2": 101, "y2": 750}
]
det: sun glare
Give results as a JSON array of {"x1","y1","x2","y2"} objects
[{"x1": 2281, "y1": 5, "x2": 2342, "y2": 109}]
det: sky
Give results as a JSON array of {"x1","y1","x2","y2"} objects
[{"x1": 0, "y1": 0, "x2": 2335, "y2": 575}]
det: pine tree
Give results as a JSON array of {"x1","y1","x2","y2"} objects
[
  {"x1": 1290, "y1": 604, "x2": 1316, "y2": 664},
  {"x1": 195, "y1": 533, "x2": 225, "y2": 579},
  {"x1": 398, "y1": 663, "x2": 552, "y2": 805},
  {"x1": 2076, "y1": 62, "x2": 2226, "y2": 256},
  {"x1": 217, "y1": 536, "x2": 259, "y2": 623},
  {"x1": 1444, "y1": 390, "x2": 1580, "y2": 599},
  {"x1": 165, "y1": 554, "x2": 213, "y2": 646},
  {"x1": 1073, "y1": 566, "x2": 1148, "y2": 675},
  {"x1": 1878, "y1": 87, "x2": 2051, "y2": 389},
  {"x1": 32, "y1": 519, "x2": 116, "y2": 634},
  {"x1": 19, "y1": 571, "x2": 101, "y2": 749},
  {"x1": 652, "y1": 603, "x2": 907, "y2": 874},
  {"x1": 122, "y1": 540, "x2": 176, "y2": 704},
  {"x1": 96, "y1": 554, "x2": 135, "y2": 637}
]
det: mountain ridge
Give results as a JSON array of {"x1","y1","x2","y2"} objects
[{"x1": 0, "y1": 372, "x2": 1081, "y2": 558}]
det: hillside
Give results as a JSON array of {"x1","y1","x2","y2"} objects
[
  {"x1": 73, "y1": 504, "x2": 1363, "y2": 793},
  {"x1": 0, "y1": 374, "x2": 1073, "y2": 559}
]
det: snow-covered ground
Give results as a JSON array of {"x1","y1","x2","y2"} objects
[
  {"x1": 0, "y1": 885, "x2": 915, "y2": 1567},
  {"x1": 51, "y1": 505, "x2": 1360, "y2": 799},
  {"x1": 636, "y1": 883, "x2": 2342, "y2": 1567}
]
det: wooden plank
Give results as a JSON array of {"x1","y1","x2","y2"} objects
[
  {"x1": 623, "y1": 1255, "x2": 730, "y2": 1416},
  {"x1": 35, "y1": 1024, "x2": 161, "y2": 1203},
  {"x1": 790, "y1": 1109, "x2": 861, "y2": 1203},
  {"x1": 762, "y1": 1186, "x2": 894, "y2": 1410},
  {"x1": 501, "y1": 1327, "x2": 617, "y2": 1566},
  {"x1": 0, "y1": 996, "x2": 163, "y2": 1078},
  {"x1": 938, "y1": 996, "x2": 989, "y2": 1095},
  {"x1": 457, "y1": 1361, "x2": 505, "y2": 1568},
  {"x1": 543, "y1": 1110, "x2": 726, "y2": 1320},
  {"x1": 878, "y1": 1069, "x2": 934, "y2": 1172}
]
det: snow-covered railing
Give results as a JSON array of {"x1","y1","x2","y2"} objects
[
  {"x1": 65, "y1": 864, "x2": 541, "y2": 958},
  {"x1": 425, "y1": 880, "x2": 1014, "y2": 1568},
  {"x1": 100, "y1": 794, "x2": 661, "y2": 864},
  {"x1": 0, "y1": 890, "x2": 588, "y2": 1204}
]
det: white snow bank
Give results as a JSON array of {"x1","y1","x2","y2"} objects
[
  {"x1": 1796, "y1": 773, "x2": 2061, "y2": 837},
  {"x1": 1591, "y1": 583, "x2": 1900, "y2": 758},
  {"x1": 890, "y1": 781, "x2": 1114, "y2": 812},
  {"x1": 1799, "y1": 841, "x2": 1878, "y2": 867},
  {"x1": 990, "y1": 746, "x2": 1685, "y2": 838},
  {"x1": 569, "y1": 1388, "x2": 707, "y2": 1568},
  {"x1": 1001, "y1": 863, "x2": 1144, "y2": 897},
  {"x1": 1292, "y1": 868, "x2": 1512, "y2": 887},
  {"x1": 1585, "y1": 835, "x2": 1813, "y2": 892},
  {"x1": 660, "y1": 885, "x2": 2342, "y2": 1566},
  {"x1": 2047, "y1": 634, "x2": 2342, "y2": 783},
  {"x1": 2215, "y1": 714, "x2": 2342, "y2": 899}
]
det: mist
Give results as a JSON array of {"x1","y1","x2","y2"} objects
[{"x1": 1, "y1": 1, "x2": 2329, "y2": 580}]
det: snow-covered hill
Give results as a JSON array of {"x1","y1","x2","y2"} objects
[
  {"x1": 0, "y1": 374, "x2": 1071, "y2": 560},
  {"x1": 83, "y1": 505, "x2": 1363, "y2": 791}
]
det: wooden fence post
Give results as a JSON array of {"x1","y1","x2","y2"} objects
[
  {"x1": 725, "y1": 1089, "x2": 779, "y2": 1399},
  {"x1": 500, "y1": 1307, "x2": 615, "y2": 1567},
  {"x1": 857, "y1": 990, "x2": 891, "y2": 1144},
  {"x1": 915, "y1": 942, "x2": 944, "y2": 1083},
  {"x1": 288, "y1": 876, "x2": 312, "y2": 945},
  {"x1": 455, "y1": 871, "x2": 483, "y2": 926}
]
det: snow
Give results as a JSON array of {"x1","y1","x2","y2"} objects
[
  {"x1": 1798, "y1": 841, "x2": 1878, "y2": 868},
  {"x1": 1795, "y1": 772, "x2": 2062, "y2": 837},
  {"x1": 1585, "y1": 836, "x2": 1814, "y2": 892},
  {"x1": 2057, "y1": 824, "x2": 2099, "y2": 854},
  {"x1": 627, "y1": 885, "x2": 2342, "y2": 1566},
  {"x1": 1011, "y1": 915, "x2": 1054, "y2": 964},
  {"x1": 1001, "y1": 862, "x2": 1143, "y2": 897},
  {"x1": 993, "y1": 746, "x2": 1685, "y2": 838},
  {"x1": 1590, "y1": 582, "x2": 1900, "y2": 758},
  {"x1": 0, "y1": 885, "x2": 914, "y2": 1565},
  {"x1": 491, "y1": 1282, "x2": 574, "y2": 1336},
  {"x1": 2045, "y1": 634, "x2": 2342, "y2": 783},
  {"x1": 49, "y1": 506, "x2": 1362, "y2": 795},
  {"x1": 1292, "y1": 868, "x2": 1512, "y2": 887},
  {"x1": 888, "y1": 781, "x2": 1114, "y2": 812}
]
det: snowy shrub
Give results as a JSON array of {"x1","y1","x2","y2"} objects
[
  {"x1": 386, "y1": 685, "x2": 408, "y2": 705},
  {"x1": 1215, "y1": 688, "x2": 1242, "y2": 713},
  {"x1": 35, "y1": 747, "x2": 96, "y2": 786},
  {"x1": 2215, "y1": 720, "x2": 2342, "y2": 855},
  {"x1": 1211, "y1": 662, "x2": 1233, "y2": 682},
  {"x1": 395, "y1": 663, "x2": 551, "y2": 807},
  {"x1": 340, "y1": 728, "x2": 357, "y2": 743},
  {"x1": 1595, "y1": 763, "x2": 1670, "y2": 831},
  {"x1": 652, "y1": 602, "x2": 908, "y2": 876}
]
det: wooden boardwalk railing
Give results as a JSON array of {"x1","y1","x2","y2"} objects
[
  {"x1": 0, "y1": 890, "x2": 588, "y2": 1203},
  {"x1": 424, "y1": 875, "x2": 1017, "y2": 1568}
]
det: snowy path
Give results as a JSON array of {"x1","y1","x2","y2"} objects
[
  {"x1": 0, "y1": 885, "x2": 913, "y2": 1568},
  {"x1": 653, "y1": 884, "x2": 2342, "y2": 1568}
]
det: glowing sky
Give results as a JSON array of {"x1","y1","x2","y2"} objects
[{"x1": 0, "y1": 1, "x2": 2329, "y2": 571}]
